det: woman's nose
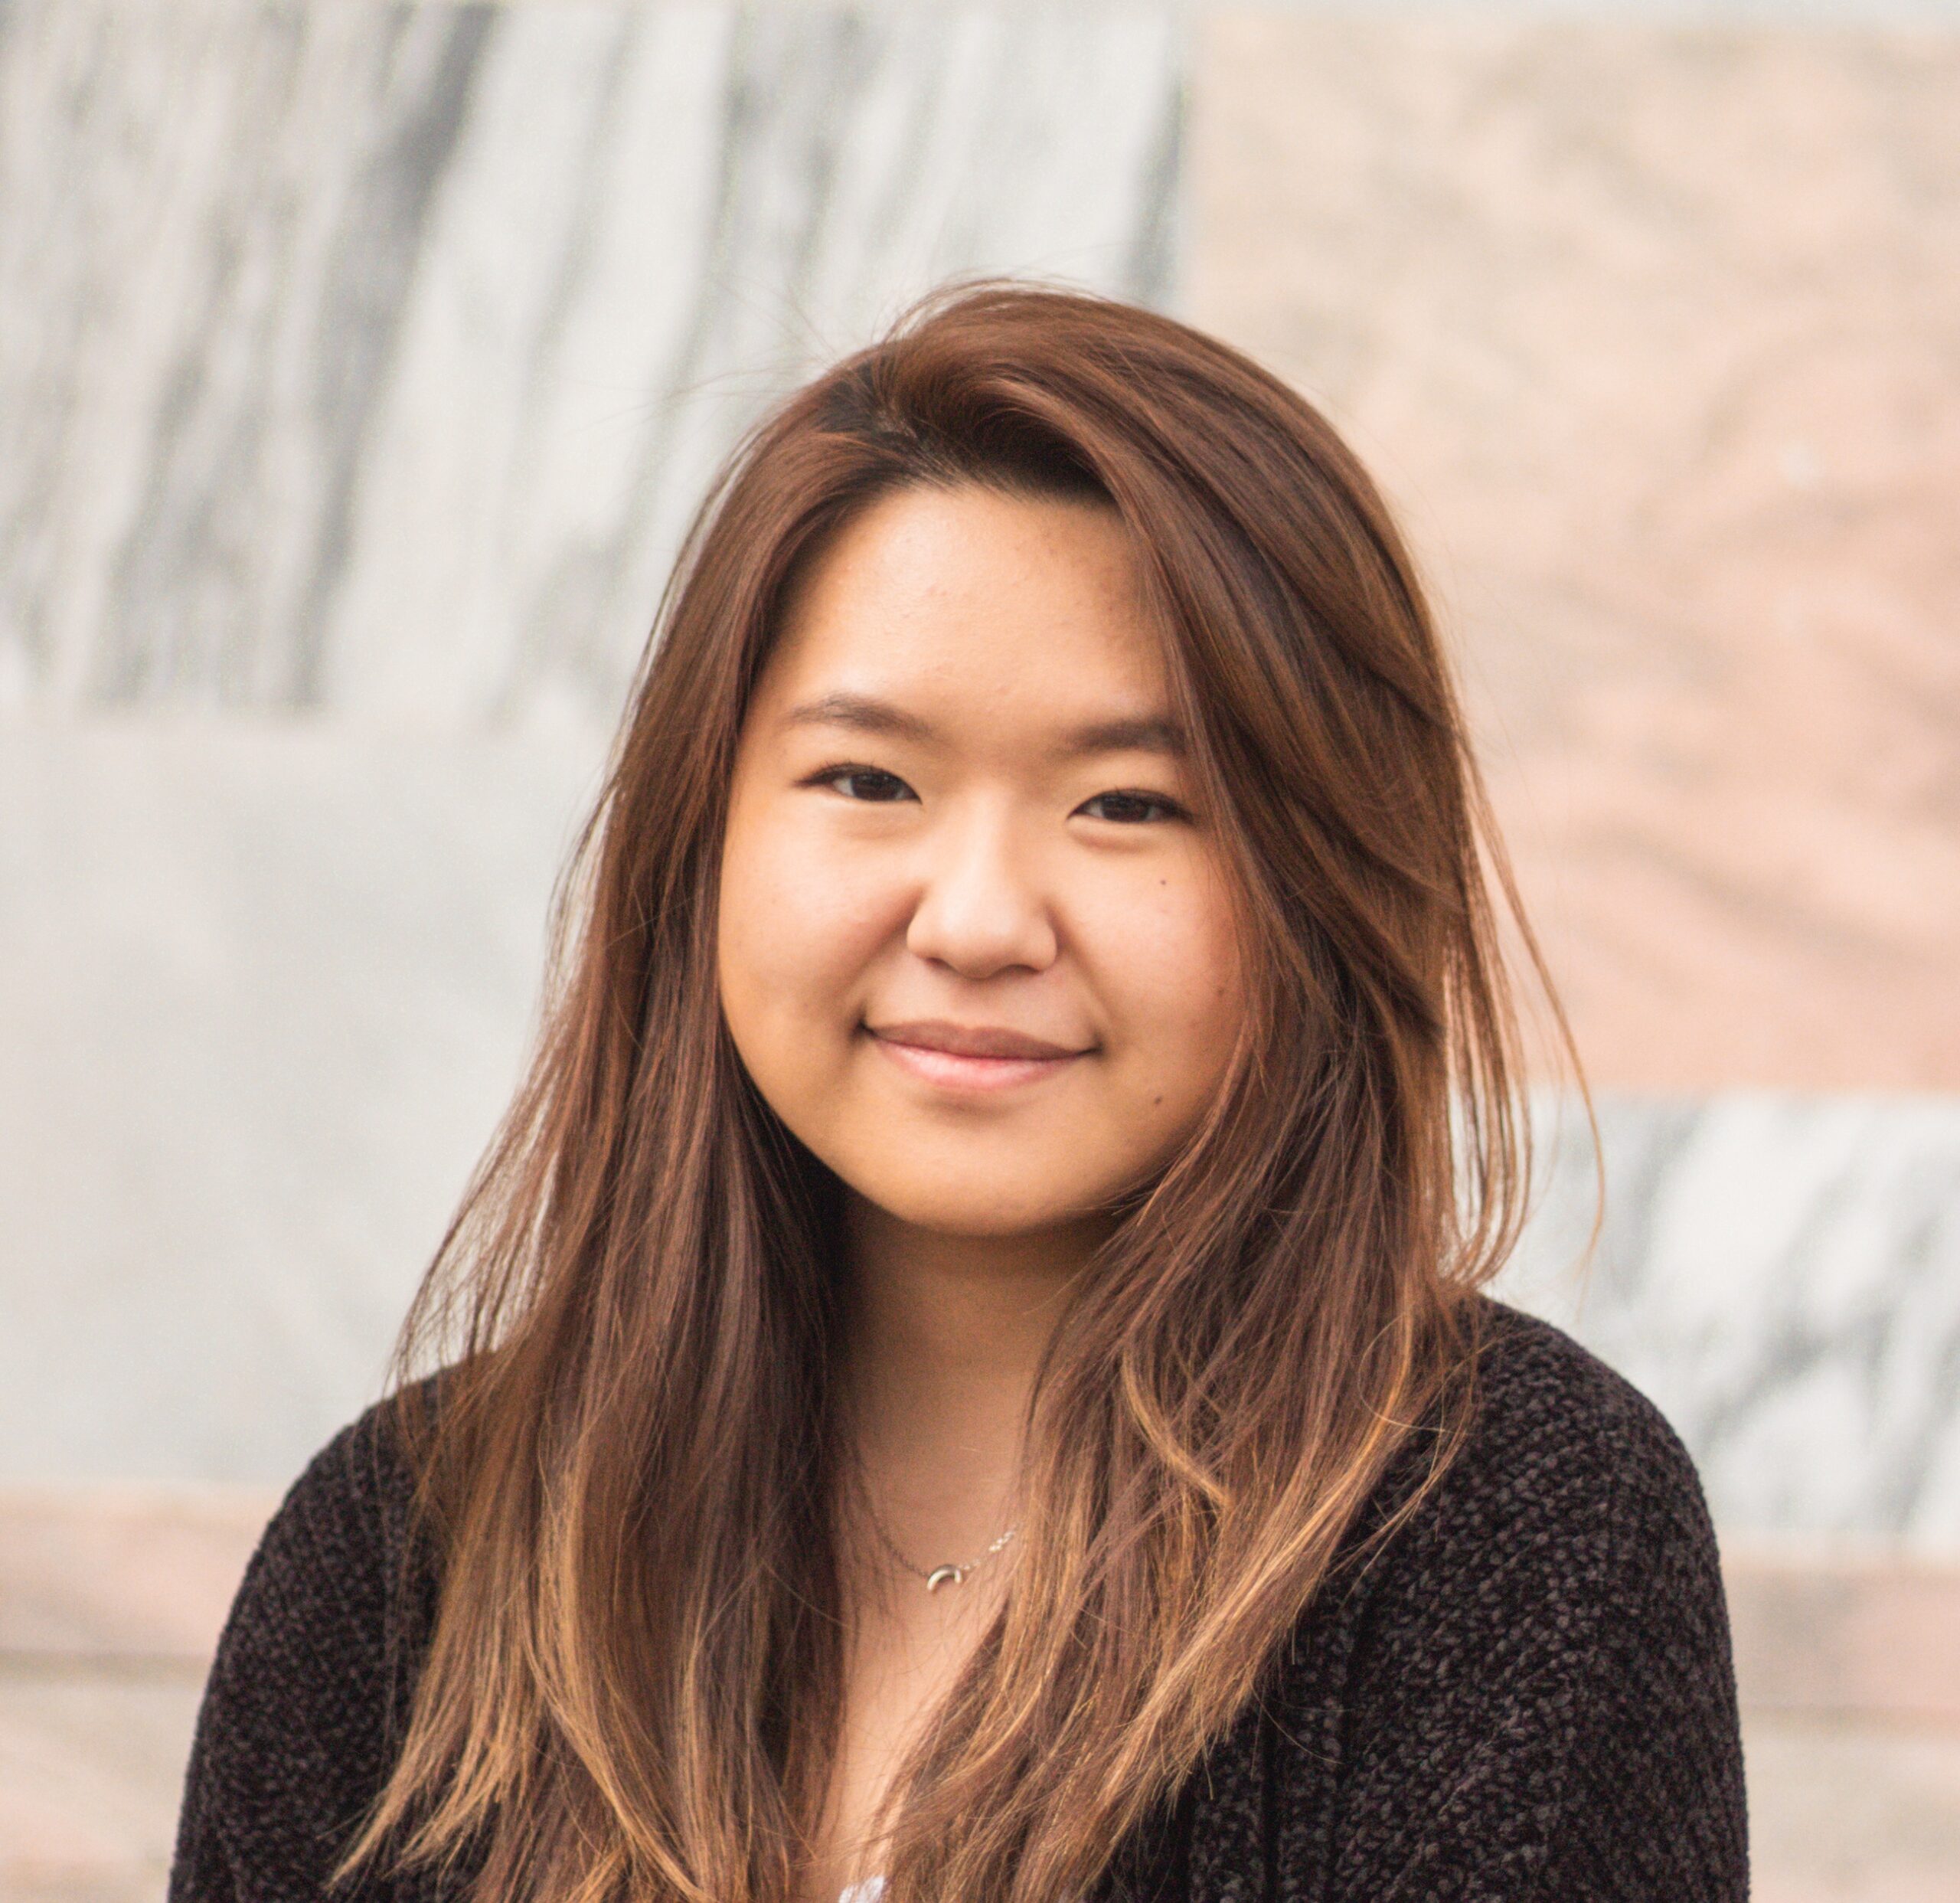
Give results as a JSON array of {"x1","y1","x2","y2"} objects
[{"x1": 902, "y1": 805, "x2": 1060, "y2": 978}]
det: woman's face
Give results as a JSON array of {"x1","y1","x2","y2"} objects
[{"x1": 717, "y1": 483, "x2": 1247, "y2": 1241}]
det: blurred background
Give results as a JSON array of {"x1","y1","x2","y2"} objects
[{"x1": 1, "y1": 0, "x2": 1955, "y2": 1895}]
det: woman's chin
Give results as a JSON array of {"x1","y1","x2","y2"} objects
[{"x1": 846, "y1": 1179, "x2": 1106, "y2": 1243}]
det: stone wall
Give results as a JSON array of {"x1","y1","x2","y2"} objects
[
  {"x1": 2, "y1": 0, "x2": 1955, "y2": 1542},
  {"x1": 5, "y1": 4, "x2": 1959, "y2": 1897}
]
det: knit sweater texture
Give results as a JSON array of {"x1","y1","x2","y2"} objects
[{"x1": 169, "y1": 1298, "x2": 1750, "y2": 1901}]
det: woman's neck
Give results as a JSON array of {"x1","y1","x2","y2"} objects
[{"x1": 837, "y1": 1198, "x2": 1113, "y2": 1565}]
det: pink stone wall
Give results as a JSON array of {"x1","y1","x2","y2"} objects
[{"x1": 1191, "y1": 15, "x2": 1960, "y2": 1090}]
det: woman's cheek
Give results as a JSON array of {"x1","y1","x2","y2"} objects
[{"x1": 1143, "y1": 867, "x2": 1246, "y2": 1088}]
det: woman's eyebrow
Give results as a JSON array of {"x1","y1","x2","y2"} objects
[{"x1": 781, "y1": 692, "x2": 1186, "y2": 758}]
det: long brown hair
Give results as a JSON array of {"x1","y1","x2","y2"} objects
[{"x1": 338, "y1": 281, "x2": 1593, "y2": 1903}]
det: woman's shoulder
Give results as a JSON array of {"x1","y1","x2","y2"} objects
[
  {"x1": 1342, "y1": 1292, "x2": 1721, "y2": 1606},
  {"x1": 168, "y1": 1371, "x2": 456, "y2": 1900},
  {"x1": 1467, "y1": 1290, "x2": 1696, "y2": 1456},
  {"x1": 244, "y1": 1368, "x2": 449, "y2": 1595},
  {"x1": 1354, "y1": 1300, "x2": 1734, "y2": 1741},
  {"x1": 1449, "y1": 1292, "x2": 1711, "y2": 1542},
  {"x1": 1263, "y1": 1296, "x2": 1747, "y2": 1897},
  {"x1": 198, "y1": 1365, "x2": 449, "y2": 1695}
]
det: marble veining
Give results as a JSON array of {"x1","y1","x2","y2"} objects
[
  {"x1": 1497, "y1": 1090, "x2": 1960, "y2": 1549},
  {"x1": 0, "y1": 0, "x2": 1183, "y2": 723}
]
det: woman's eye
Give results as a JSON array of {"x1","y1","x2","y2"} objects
[
  {"x1": 1080, "y1": 790, "x2": 1187, "y2": 825},
  {"x1": 808, "y1": 763, "x2": 916, "y2": 803}
]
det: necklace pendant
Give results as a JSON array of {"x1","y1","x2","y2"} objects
[{"x1": 924, "y1": 1564, "x2": 966, "y2": 1592}]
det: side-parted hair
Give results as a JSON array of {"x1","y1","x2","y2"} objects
[{"x1": 339, "y1": 282, "x2": 1595, "y2": 1903}]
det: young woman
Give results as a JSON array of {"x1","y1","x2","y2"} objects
[{"x1": 170, "y1": 284, "x2": 1748, "y2": 1903}]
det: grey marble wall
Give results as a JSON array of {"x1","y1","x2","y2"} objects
[
  {"x1": 0, "y1": 0, "x2": 1187, "y2": 1482},
  {"x1": 2, "y1": 0, "x2": 1955, "y2": 1553},
  {"x1": 0, "y1": 0, "x2": 1181, "y2": 721},
  {"x1": 1496, "y1": 1094, "x2": 1960, "y2": 1550},
  {"x1": 0, "y1": 722, "x2": 603, "y2": 1478}
]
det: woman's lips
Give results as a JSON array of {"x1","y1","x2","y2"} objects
[{"x1": 868, "y1": 1031, "x2": 1086, "y2": 1094}]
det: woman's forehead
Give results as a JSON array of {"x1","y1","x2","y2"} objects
[{"x1": 756, "y1": 488, "x2": 1174, "y2": 724}]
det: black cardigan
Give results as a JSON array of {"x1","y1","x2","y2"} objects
[{"x1": 168, "y1": 1299, "x2": 1749, "y2": 1900}]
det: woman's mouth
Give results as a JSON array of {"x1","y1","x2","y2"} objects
[{"x1": 864, "y1": 1022, "x2": 1089, "y2": 1094}]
